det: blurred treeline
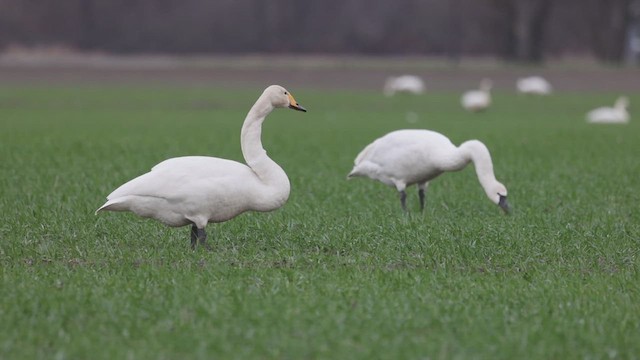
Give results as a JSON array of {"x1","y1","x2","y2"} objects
[{"x1": 0, "y1": 0, "x2": 636, "y2": 63}]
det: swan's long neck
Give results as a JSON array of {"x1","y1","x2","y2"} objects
[
  {"x1": 456, "y1": 140, "x2": 498, "y2": 197},
  {"x1": 615, "y1": 100, "x2": 628, "y2": 112},
  {"x1": 241, "y1": 98, "x2": 270, "y2": 168},
  {"x1": 241, "y1": 96, "x2": 290, "y2": 198}
]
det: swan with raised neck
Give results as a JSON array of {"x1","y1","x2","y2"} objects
[
  {"x1": 461, "y1": 79, "x2": 493, "y2": 112},
  {"x1": 96, "y1": 85, "x2": 306, "y2": 250},
  {"x1": 586, "y1": 96, "x2": 630, "y2": 124}
]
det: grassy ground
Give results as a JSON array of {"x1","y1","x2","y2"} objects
[{"x1": 1, "y1": 85, "x2": 639, "y2": 359}]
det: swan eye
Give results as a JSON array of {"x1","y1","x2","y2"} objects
[{"x1": 284, "y1": 91, "x2": 288, "y2": 95}]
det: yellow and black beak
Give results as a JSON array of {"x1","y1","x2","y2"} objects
[{"x1": 287, "y1": 93, "x2": 307, "y2": 112}]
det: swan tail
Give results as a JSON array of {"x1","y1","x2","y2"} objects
[
  {"x1": 347, "y1": 161, "x2": 380, "y2": 179},
  {"x1": 347, "y1": 168, "x2": 360, "y2": 179},
  {"x1": 95, "y1": 197, "x2": 130, "y2": 214},
  {"x1": 349, "y1": 143, "x2": 377, "y2": 179}
]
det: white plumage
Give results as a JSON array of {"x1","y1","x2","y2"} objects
[
  {"x1": 348, "y1": 129, "x2": 509, "y2": 213},
  {"x1": 96, "y1": 85, "x2": 307, "y2": 249},
  {"x1": 516, "y1": 76, "x2": 552, "y2": 95},
  {"x1": 586, "y1": 96, "x2": 630, "y2": 124},
  {"x1": 384, "y1": 75, "x2": 425, "y2": 97},
  {"x1": 461, "y1": 79, "x2": 493, "y2": 112}
]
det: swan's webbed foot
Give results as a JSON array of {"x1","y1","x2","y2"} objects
[{"x1": 190, "y1": 224, "x2": 212, "y2": 251}]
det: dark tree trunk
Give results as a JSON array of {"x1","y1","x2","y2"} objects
[
  {"x1": 513, "y1": 0, "x2": 553, "y2": 63},
  {"x1": 527, "y1": 0, "x2": 552, "y2": 61},
  {"x1": 78, "y1": 0, "x2": 95, "y2": 50},
  {"x1": 503, "y1": 2, "x2": 518, "y2": 60},
  {"x1": 447, "y1": 0, "x2": 463, "y2": 63},
  {"x1": 590, "y1": 0, "x2": 631, "y2": 63},
  {"x1": 491, "y1": 0, "x2": 553, "y2": 63}
]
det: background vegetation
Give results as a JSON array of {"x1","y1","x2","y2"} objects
[{"x1": 0, "y1": 0, "x2": 637, "y2": 63}]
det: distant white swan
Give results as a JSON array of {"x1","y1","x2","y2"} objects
[
  {"x1": 384, "y1": 75, "x2": 425, "y2": 96},
  {"x1": 348, "y1": 129, "x2": 509, "y2": 213},
  {"x1": 517, "y1": 76, "x2": 552, "y2": 95},
  {"x1": 461, "y1": 79, "x2": 492, "y2": 112},
  {"x1": 96, "y1": 85, "x2": 307, "y2": 249},
  {"x1": 586, "y1": 96, "x2": 630, "y2": 124}
]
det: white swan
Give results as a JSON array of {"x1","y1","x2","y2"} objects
[
  {"x1": 348, "y1": 129, "x2": 509, "y2": 213},
  {"x1": 96, "y1": 85, "x2": 307, "y2": 249},
  {"x1": 586, "y1": 96, "x2": 630, "y2": 124},
  {"x1": 516, "y1": 76, "x2": 552, "y2": 95},
  {"x1": 384, "y1": 75, "x2": 425, "y2": 97},
  {"x1": 461, "y1": 79, "x2": 492, "y2": 112}
]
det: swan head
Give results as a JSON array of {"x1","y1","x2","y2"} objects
[
  {"x1": 615, "y1": 96, "x2": 629, "y2": 111},
  {"x1": 486, "y1": 182, "x2": 510, "y2": 214},
  {"x1": 264, "y1": 85, "x2": 306, "y2": 112}
]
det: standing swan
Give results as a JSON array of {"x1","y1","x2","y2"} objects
[
  {"x1": 347, "y1": 129, "x2": 509, "y2": 213},
  {"x1": 586, "y1": 96, "x2": 630, "y2": 124},
  {"x1": 96, "y1": 85, "x2": 307, "y2": 249},
  {"x1": 461, "y1": 79, "x2": 492, "y2": 112}
]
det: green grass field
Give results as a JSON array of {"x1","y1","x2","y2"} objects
[{"x1": 1, "y1": 85, "x2": 639, "y2": 359}]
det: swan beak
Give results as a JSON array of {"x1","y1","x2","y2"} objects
[
  {"x1": 498, "y1": 195, "x2": 510, "y2": 214},
  {"x1": 288, "y1": 93, "x2": 307, "y2": 112}
]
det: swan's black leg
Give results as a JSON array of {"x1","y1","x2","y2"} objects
[
  {"x1": 190, "y1": 224, "x2": 211, "y2": 251},
  {"x1": 417, "y1": 182, "x2": 429, "y2": 212},
  {"x1": 197, "y1": 228, "x2": 212, "y2": 251},
  {"x1": 190, "y1": 224, "x2": 198, "y2": 249},
  {"x1": 399, "y1": 190, "x2": 407, "y2": 212}
]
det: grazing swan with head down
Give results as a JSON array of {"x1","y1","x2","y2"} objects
[
  {"x1": 461, "y1": 79, "x2": 492, "y2": 112},
  {"x1": 516, "y1": 76, "x2": 552, "y2": 95},
  {"x1": 384, "y1": 75, "x2": 425, "y2": 96},
  {"x1": 348, "y1": 129, "x2": 510, "y2": 213},
  {"x1": 586, "y1": 96, "x2": 630, "y2": 124},
  {"x1": 96, "y1": 85, "x2": 307, "y2": 249}
]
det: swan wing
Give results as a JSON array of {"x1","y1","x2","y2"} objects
[
  {"x1": 349, "y1": 130, "x2": 457, "y2": 187},
  {"x1": 462, "y1": 91, "x2": 489, "y2": 108},
  {"x1": 462, "y1": 91, "x2": 478, "y2": 106},
  {"x1": 107, "y1": 156, "x2": 254, "y2": 200},
  {"x1": 354, "y1": 130, "x2": 416, "y2": 166},
  {"x1": 587, "y1": 108, "x2": 627, "y2": 123},
  {"x1": 518, "y1": 77, "x2": 551, "y2": 94},
  {"x1": 586, "y1": 107, "x2": 612, "y2": 122}
]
